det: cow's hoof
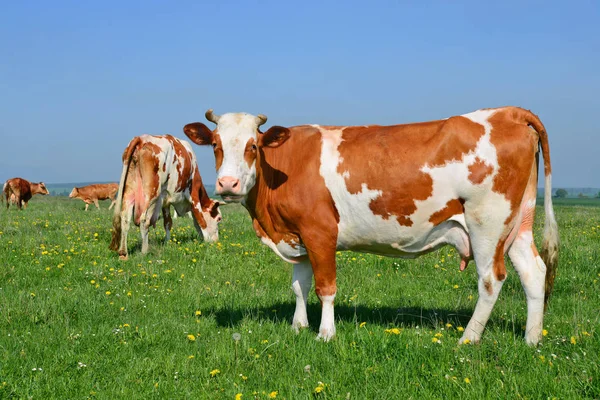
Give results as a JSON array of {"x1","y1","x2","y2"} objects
[
  {"x1": 316, "y1": 327, "x2": 336, "y2": 342},
  {"x1": 119, "y1": 255, "x2": 128, "y2": 261}
]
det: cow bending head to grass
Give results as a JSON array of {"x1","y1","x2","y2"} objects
[
  {"x1": 184, "y1": 107, "x2": 558, "y2": 345},
  {"x1": 109, "y1": 134, "x2": 221, "y2": 259}
]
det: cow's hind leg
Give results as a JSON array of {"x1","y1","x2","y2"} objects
[
  {"x1": 118, "y1": 200, "x2": 134, "y2": 260},
  {"x1": 508, "y1": 231, "x2": 546, "y2": 345},
  {"x1": 162, "y1": 206, "x2": 173, "y2": 243},
  {"x1": 291, "y1": 260, "x2": 313, "y2": 332},
  {"x1": 94, "y1": 199, "x2": 100, "y2": 209},
  {"x1": 460, "y1": 200, "x2": 512, "y2": 344},
  {"x1": 140, "y1": 198, "x2": 160, "y2": 254}
]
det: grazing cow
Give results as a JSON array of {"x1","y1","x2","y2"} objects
[
  {"x1": 3, "y1": 178, "x2": 49, "y2": 209},
  {"x1": 109, "y1": 134, "x2": 221, "y2": 259},
  {"x1": 183, "y1": 107, "x2": 559, "y2": 345},
  {"x1": 69, "y1": 183, "x2": 119, "y2": 211}
]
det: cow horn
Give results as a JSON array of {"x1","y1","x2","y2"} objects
[
  {"x1": 205, "y1": 109, "x2": 221, "y2": 124},
  {"x1": 256, "y1": 114, "x2": 268, "y2": 127}
]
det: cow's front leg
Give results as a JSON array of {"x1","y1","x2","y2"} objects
[
  {"x1": 305, "y1": 248, "x2": 337, "y2": 341},
  {"x1": 291, "y1": 260, "x2": 313, "y2": 332},
  {"x1": 84, "y1": 202, "x2": 89, "y2": 211}
]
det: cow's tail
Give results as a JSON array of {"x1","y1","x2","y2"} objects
[
  {"x1": 518, "y1": 108, "x2": 559, "y2": 310},
  {"x1": 109, "y1": 137, "x2": 141, "y2": 251}
]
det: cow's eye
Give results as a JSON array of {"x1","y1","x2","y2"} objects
[
  {"x1": 251, "y1": 144, "x2": 257, "y2": 151},
  {"x1": 212, "y1": 143, "x2": 217, "y2": 149}
]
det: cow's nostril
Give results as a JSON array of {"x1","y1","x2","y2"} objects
[
  {"x1": 232, "y1": 180, "x2": 238, "y2": 188},
  {"x1": 218, "y1": 180, "x2": 223, "y2": 188}
]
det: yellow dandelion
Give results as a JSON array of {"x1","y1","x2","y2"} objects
[
  {"x1": 570, "y1": 336, "x2": 577, "y2": 345},
  {"x1": 209, "y1": 369, "x2": 220, "y2": 377},
  {"x1": 542, "y1": 329, "x2": 548, "y2": 337},
  {"x1": 431, "y1": 337, "x2": 440, "y2": 343},
  {"x1": 188, "y1": 355, "x2": 195, "y2": 359},
  {"x1": 195, "y1": 310, "x2": 202, "y2": 316},
  {"x1": 453, "y1": 285, "x2": 459, "y2": 289},
  {"x1": 105, "y1": 291, "x2": 111, "y2": 295},
  {"x1": 463, "y1": 339, "x2": 471, "y2": 344},
  {"x1": 446, "y1": 323, "x2": 452, "y2": 328},
  {"x1": 464, "y1": 377, "x2": 471, "y2": 384},
  {"x1": 235, "y1": 394, "x2": 243, "y2": 400},
  {"x1": 187, "y1": 334, "x2": 196, "y2": 342},
  {"x1": 123, "y1": 323, "x2": 129, "y2": 327},
  {"x1": 384, "y1": 328, "x2": 401, "y2": 335},
  {"x1": 435, "y1": 332, "x2": 443, "y2": 338},
  {"x1": 314, "y1": 381, "x2": 326, "y2": 394},
  {"x1": 359, "y1": 322, "x2": 366, "y2": 328},
  {"x1": 457, "y1": 326, "x2": 464, "y2": 332},
  {"x1": 268, "y1": 391, "x2": 278, "y2": 398}
]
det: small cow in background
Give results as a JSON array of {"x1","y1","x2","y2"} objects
[
  {"x1": 69, "y1": 183, "x2": 119, "y2": 211},
  {"x1": 3, "y1": 178, "x2": 49, "y2": 209},
  {"x1": 109, "y1": 134, "x2": 221, "y2": 260}
]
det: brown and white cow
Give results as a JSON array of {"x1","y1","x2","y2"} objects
[
  {"x1": 109, "y1": 134, "x2": 221, "y2": 259},
  {"x1": 183, "y1": 107, "x2": 559, "y2": 345},
  {"x1": 69, "y1": 183, "x2": 119, "y2": 211},
  {"x1": 3, "y1": 178, "x2": 49, "y2": 209}
]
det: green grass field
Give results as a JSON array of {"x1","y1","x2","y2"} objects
[{"x1": 0, "y1": 196, "x2": 598, "y2": 399}]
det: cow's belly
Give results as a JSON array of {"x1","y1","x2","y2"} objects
[{"x1": 337, "y1": 214, "x2": 471, "y2": 259}]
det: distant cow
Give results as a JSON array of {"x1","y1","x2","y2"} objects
[
  {"x1": 184, "y1": 107, "x2": 558, "y2": 345},
  {"x1": 3, "y1": 178, "x2": 49, "y2": 209},
  {"x1": 109, "y1": 134, "x2": 221, "y2": 259},
  {"x1": 69, "y1": 183, "x2": 119, "y2": 211}
]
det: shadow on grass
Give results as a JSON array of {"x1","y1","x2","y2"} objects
[{"x1": 208, "y1": 302, "x2": 526, "y2": 337}]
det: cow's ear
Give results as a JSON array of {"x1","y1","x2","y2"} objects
[
  {"x1": 259, "y1": 126, "x2": 290, "y2": 148},
  {"x1": 184, "y1": 122, "x2": 213, "y2": 146}
]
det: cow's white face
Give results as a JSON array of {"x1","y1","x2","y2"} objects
[
  {"x1": 213, "y1": 113, "x2": 262, "y2": 201},
  {"x1": 184, "y1": 110, "x2": 290, "y2": 203},
  {"x1": 69, "y1": 188, "x2": 78, "y2": 198}
]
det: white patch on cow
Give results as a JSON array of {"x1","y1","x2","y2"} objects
[
  {"x1": 194, "y1": 202, "x2": 220, "y2": 243},
  {"x1": 259, "y1": 235, "x2": 306, "y2": 264},
  {"x1": 291, "y1": 261, "x2": 313, "y2": 331},
  {"x1": 316, "y1": 294, "x2": 336, "y2": 341},
  {"x1": 214, "y1": 113, "x2": 262, "y2": 196}
]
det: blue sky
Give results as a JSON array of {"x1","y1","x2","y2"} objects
[{"x1": 1, "y1": 1, "x2": 598, "y2": 188}]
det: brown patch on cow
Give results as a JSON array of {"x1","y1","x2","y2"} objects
[
  {"x1": 493, "y1": 240, "x2": 507, "y2": 281},
  {"x1": 468, "y1": 157, "x2": 493, "y2": 184},
  {"x1": 168, "y1": 135, "x2": 194, "y2": 191},
  {"x1": 483, "y1": 279, "x2": 493, "y2": 295},
  {"x1": 213, "y1": 133, "x2": 224, "y2": 171},
  {"x1": 244, "y1": 137, "x2": 257, "y2": 169},
  {"x1": 336, "y1": 116, "x2": 485, "y2": 226},
  {"x1": 488, "y1": 108, "x2": 539, "y2": 225},
  {"x1": 429, "y1": 198, "x2": 465, "y2": 226}
]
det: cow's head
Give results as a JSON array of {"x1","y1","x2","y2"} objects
[
  {"x1": 197, "y1": 199, "x2": 222, "y2": 242},
  {"x1": 184, "y1": 109, "x2": 290, "y2": 202},
  {"x1": 35, "y1": 182, "x2": 49, "y2": 195},
  {"x1": 69, "y1": 188, "x2": 78, "y2": 198}
]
